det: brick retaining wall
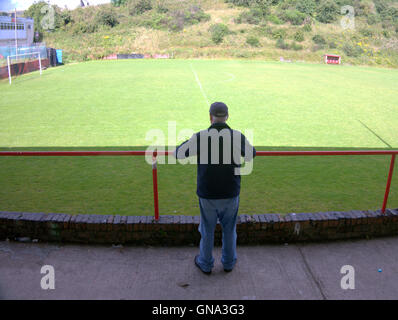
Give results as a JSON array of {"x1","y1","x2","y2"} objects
[{"x1": 1, "y1": 209, "x2": 398, "y2": 245}]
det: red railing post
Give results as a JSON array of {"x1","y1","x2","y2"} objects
[
  {"x1": 152, "y1": 151, "x2": 159, "y2": 221},
  {"x1": 382, "y1": 154, "x2": 396, "y2": 214}
]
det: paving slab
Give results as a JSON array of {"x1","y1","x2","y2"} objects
[
  {"x1": 298, "y1": 237, "x2": 398, "y2": 299},
  {"x1": 0, "y1": 237, "x2": 397, "y2": 300}
]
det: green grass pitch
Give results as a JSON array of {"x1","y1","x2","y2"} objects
[{"x1": 0, "y1": 59, "x2": 397, "y2": 216}]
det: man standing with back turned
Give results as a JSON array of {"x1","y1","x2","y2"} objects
[{"x1": 174, "y1": 102, "x2": 256, "y2": 275}]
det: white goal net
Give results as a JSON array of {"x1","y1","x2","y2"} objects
[{"x1": 7, "y1": 51, "x2": 42, "y2": 84}]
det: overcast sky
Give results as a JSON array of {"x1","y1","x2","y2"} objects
[{"x1": 0, "y1": 0, "x2": 111, "y2": 11}]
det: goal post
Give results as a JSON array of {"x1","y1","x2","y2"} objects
[{"x1": 7, "y1": 51, "x2": 42, "y2": 85}]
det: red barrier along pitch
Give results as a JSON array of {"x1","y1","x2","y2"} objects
[{"x1": 1, "y1": 149, "x2": 397, "y2": 219}]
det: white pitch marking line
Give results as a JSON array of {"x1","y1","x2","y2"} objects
[
  {"x1": 190, "y1": 63, "x2": 209, "y2": 106},
  {"x1": 222, "y1": 72, "x2": 236, "y2": 83}
]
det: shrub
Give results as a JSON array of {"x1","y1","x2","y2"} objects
[
  {"x1": 360, "y1": 28, "x2": 373, "y2": 37},
  {"x1": 209, "y1": 23, "x2": 231, "y2": 44},
  {"x1": 342, "y1": 43, "x2": 364, "y2": 57},
  {"x1": 236, "y1": 8, "x2": 264, "y2": 25},
  {"x1": 141, "y1": 12, "x2": 165, "y2": 29},
  {"x1": 60, "y1": 10, "x2": 72, "y2": 26},
  {"x1": 379, "y1": 6, "x2": 398, "y2": 21},
  {"x1": 278, "y1": 0, "x2": 293, "y2": 10},
  {"x1": 382, "y1": 19, "x2": 394, "y2": 29},
  {"x1": 296, "y1": 0, "x2": 316, "y2": 15},
  {"x1": 353, "y1": 0, "x2": 374, "y2": 17},
  {"x1": 142, "y1": 5, "x2": 209, "y2": 31},
  {"x1": 315, "y1": 0, "x2": 339, "y2": 23},
  {"x1": 166, "y1": 6, "x2": 209, "y2": 31},
  {"x1": 253, "y1": 0, "x2": 271, "y2": 15},
  {"x1": 279, "y1": 9, "x2": 307, "y2": 25},
  {"x1": 246, "y1": 35, "x2": 260, "y2": 47},
  {"x1": 111, "y1": 0, "x2": 128, "y2": 6},
  {"x1": 382, "y1": 30, "x2": 391, "y2": 38},
  {"x1": 290, "y1": 41, "x2": 303, "y2": 50},
  {"x1": 303, "y1": 23, "x2": 312, "y2": 32},
  {"x1": 72, "y1": 22, "x2": 98, "y2": 34},
  {"x1": 135, "y1": 0, "x2": 153, "y2": 14},
  {"x1": 225, "y1": 0, "x2": 252, "y2": 7},
  {"x1": 156, "y1": 3, "x2": 168, "y2": 13},
  {"x1": 266, "y1": 14, "x2": 283, "y2": 24},
  {"x1": 312, "y1": 34, "x2": 326, "y2": 45},
  {"x1": 258, "y1": 25, "x2": 273, "y2": 36},
  {"x1": 328, "y1": 41, "x2": 337, "y2": 48},
  {"x1": 129, "y1": 0, "x2": 152, "y2": 15},
  {"x1": 95, "y1": 8, "x2": 119, "y2": 27},
  {"x1": 294, "y1": 29, "x2": 304, "y2": 42},
  {"x1": 272, "y1": 28, "x2": 287, "y2": 39},
  {"x1": 225, "y1": 0, "x2": 269, "y2": 8},
  {"x1": 367, "y1": 14, "x2": 379, "y2": 25},
  {"x1": 276, "y1": 38, "x2": 289, "y2": 49}
]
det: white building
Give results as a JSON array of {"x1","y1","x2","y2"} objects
[{"x1": 0, "y1": 16, "x2": 34, "y2": 47}]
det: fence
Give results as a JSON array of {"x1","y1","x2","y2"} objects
[
  {"x1": 0, "y1": 44, "x2": 47, "y2": 60},
  {"x1": 0, "y1": 150, "x2": 396, "y2": 221}
]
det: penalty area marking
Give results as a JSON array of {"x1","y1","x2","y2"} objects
[
  {"x1": 220, "y1": 72, "x2": 236, "y2": 83},
  {"x1": 189, "y1": 63, "x2": 210, "y2": 106}
]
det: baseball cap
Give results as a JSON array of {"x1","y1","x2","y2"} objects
[{"x1": 209, "y1": 102, "x2": 228, "y2": 117}]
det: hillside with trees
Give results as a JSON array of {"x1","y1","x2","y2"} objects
[{"x1": 19, "y1": 0, "x2": 398, "y2": 67}]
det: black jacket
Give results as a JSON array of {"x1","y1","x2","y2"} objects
[{"x1": 174, "y1": 122, "x2": 256, "y2": 199}]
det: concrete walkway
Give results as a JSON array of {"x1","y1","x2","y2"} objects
[{"x1": 1, "y1": 236, "x2": 398, "y2": 300}]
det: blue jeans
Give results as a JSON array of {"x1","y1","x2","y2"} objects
[{"x1": 196, "y1": 196, "x2": 240, "y2": 272}]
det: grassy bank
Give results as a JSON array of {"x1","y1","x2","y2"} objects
[{"x1": 24, "y1": 0, "x2": 398, "y2": 68}]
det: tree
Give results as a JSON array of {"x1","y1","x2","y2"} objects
[
  {"x1": 315, "y1": 0, "x2": 339, "y2": 23},
  {"x1": 24, "y1": 1, "x2": 61, "y2": 33}
]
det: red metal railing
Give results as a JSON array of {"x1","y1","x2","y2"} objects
[{"x1": 0, "y1": 150, "x2": 397, "y2": 220}]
